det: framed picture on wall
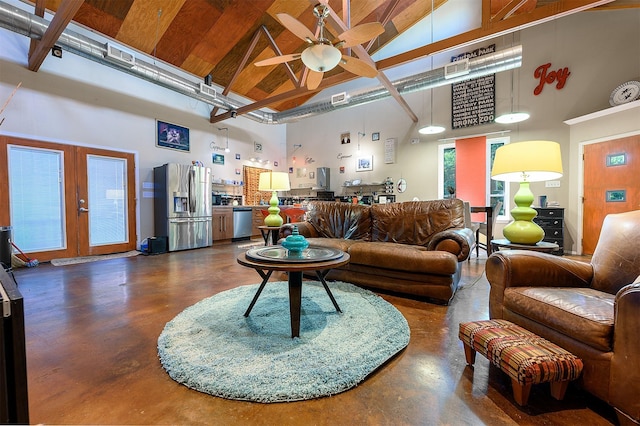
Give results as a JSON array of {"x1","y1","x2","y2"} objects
[
  {"x1": 156, "y1": 120, "x2": 190, "y2": 152},
  {"x1": 341, "y1": 132, "x2": 351, "y2": 144},
  {"x1": 356, "y1": 155, "x2": 373, "y2": 172},
  {"x1": 213, "y1": 154, "x2": 225, "y2": 165}
]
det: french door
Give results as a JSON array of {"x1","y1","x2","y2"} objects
[{"x1": 0, "y1": 136, "x2": 136, "y2": 262}]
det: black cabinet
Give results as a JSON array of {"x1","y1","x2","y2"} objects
[{"x1": 533, "y1": 207, "x2": 564, "y2": 255}]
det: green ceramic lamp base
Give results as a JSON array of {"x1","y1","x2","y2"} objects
[
  {"x1": 503, "y1": 181, "x2": 544, "y2": 245},
  {"x1": 264, "y1": 190, "x2": 283, "y2": 227}
]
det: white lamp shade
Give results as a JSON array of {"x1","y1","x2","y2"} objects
[
  {"x1": 491, "y1": 140, "x2": 563, "y2": 182},
  {"x1": 258, "y1": 171, "x2": 291, "y2": 191},
  {"x1": 301, "y1": 44, "x2": 342, "y2": 72}
]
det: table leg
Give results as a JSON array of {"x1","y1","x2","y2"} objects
[
  {"x1": 315, "y1": 270, "x2": 341, "y2": 312},
  {"x1": 288, "y1": 270, "x2": 303, "y2": 338},
  {"x1": 271, "y1": 229, "x2": 279, "y2": 245},
  {"x1": 260, "y1": 229, "x2": 269, "y2": 246},
  {"x1": 244, "y1": 269, "x2": 273, "y2": 317}
]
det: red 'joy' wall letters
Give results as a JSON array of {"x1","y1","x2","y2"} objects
[{"x1": 533, "y1": 63, "x2": 571, "y2": 95}]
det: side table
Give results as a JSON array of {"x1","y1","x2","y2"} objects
[
  {"x1": 258, "y1": 225, "x2": 282, "y2": 246},
  {"x1": 490, "y1": 239, "x2": 559, "y2": 254}
]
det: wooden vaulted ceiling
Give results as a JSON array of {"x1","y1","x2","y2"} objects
[{"x1": 31, "y1": 0, "x2": 635, "y2": 123}]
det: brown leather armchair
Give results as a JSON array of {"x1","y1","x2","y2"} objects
[{"x1": 486, "y1": 210, "x2": 640, "y2": 425}]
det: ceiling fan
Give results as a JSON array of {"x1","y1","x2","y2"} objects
[{"x1": 255, "y1": 3, "x2": 384, "y2": 90}]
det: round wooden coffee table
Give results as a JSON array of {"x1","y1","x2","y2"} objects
[{"x1": 237, "y1": 246, "x2": 350, "y2": 338}]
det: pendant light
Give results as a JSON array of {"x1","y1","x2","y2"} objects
[
  {"x1": 218, "y1": 127, "x2": 230, "y2": 152},
  {"x1": 495, "y1": 34, "x2": 529, "y2": 124},
  {"x1": 418, "y1": 1, "x2": 445, "y2": 135}
]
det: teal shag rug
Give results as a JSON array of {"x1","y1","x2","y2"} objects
[{"x1": 157, "y1": 280, "x2": 410, "y2": 403}]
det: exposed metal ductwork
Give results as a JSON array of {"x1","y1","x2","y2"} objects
[{"x1": 0, "y1": 1, "x2": 522, "y2": 125}]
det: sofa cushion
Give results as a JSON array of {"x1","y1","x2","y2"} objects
[
  {"x1": 503, "y1": 287, "x2": 615, "y2": 352},
  {"x1": 347, "y1": 241, "x2": 458, "y2": 275},
  {"x1": 307, "y1": 202, "x2": 371, "y2": 240},
  {"x1": 305, "y1": 238, "x2": 361, "y2": 253},
  {"x1": 370, "y1": 199, "x2": 465, "y2": 246}
]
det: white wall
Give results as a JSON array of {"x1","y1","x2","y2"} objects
[
  {"x1": 565, "y1": 101, "x2": 640, "y2": 253},
  {"x1": 286, "y1": 9, "x2": 640, "y2": 253},
  {"x1": 0, "y1": 29, "x2": 287, "y2": 244},
  {"x1": 1, "y1": 8, "x2": 639, "y2": 253}
]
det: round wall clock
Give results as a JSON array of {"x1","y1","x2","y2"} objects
[
  {"x1": 609, "y1": 80, "x2": 640, "y2": 106},
  {"x1": 397, "y1": 178, "x2": 407, "y2": 193}
]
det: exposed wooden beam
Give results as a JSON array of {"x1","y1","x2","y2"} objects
[
  {"x1": 28, "y1": 0, "x2": 84, "y2": 71},
  {"x1": 376, "y1": 0, "x2": 615, "y2": 71},
  {"x1": 324, "y1": 2, "x2": 419, "y2": 122},
  {"x1": 259, "y1": 26, "x2": 300, "y2": 88},
  {"x1": 228, "y1": 0, "x2": 614, "y2": 117},
  {"x1": 365, "y1": 0, "x2": 401, "y2": 52},
  {"x1": 491, "y1": 0, "x2": 536, "y2": 22},
  {"x1": 210, "y1": 26, "x2": 300, "y2": 121},
  {"x1": 29, "y1": 0, "x2": 46, "y2": 57}
]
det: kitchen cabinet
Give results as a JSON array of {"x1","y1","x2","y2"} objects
[{"x1": 212, "y1": 207, "x2": 233, "y2": 242}]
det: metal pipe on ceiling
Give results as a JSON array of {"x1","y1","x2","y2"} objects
[{"x1": 0, "y1": 1, "x2": 521, "y2": 125}]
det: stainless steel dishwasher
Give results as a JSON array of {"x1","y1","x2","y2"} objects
[{"x1": 232, "y1": 207, "x2": 253, "y2": 240}]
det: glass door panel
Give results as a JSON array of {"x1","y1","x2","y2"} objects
[
  {"x1": 76, "y1": 147, "x2": 136, "y2": 256},
  {"x1": 87, "y1": 155, "x2": 128, "y2": 246},
  {"x1": 8, "y1": 145, "x2": 66, "y2": 252}
]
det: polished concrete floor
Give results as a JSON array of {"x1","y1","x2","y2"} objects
[{"x1": 13, "y1": 242, "x2": 617, "y2": 425}]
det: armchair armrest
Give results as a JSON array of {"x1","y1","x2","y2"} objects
[
  {"x1": 611, "y1": 282, "x2": 640, "y2": 423},
  {"x1": 427, "y1": 228, "x2": 475, "y2": 262},
  {"x1": 486, "y1": 250, "x2": 594, "y2": 319}
]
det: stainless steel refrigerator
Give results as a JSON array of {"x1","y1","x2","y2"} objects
[{"x1": 154, "y1": 163, "x2": 212, "y2": 251}]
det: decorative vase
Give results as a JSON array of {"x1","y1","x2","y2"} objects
[{"x1": 281, "y1": 225, "x2": 309, "y2": 256}]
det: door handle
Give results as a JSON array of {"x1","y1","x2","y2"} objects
[
  {"x1": 79, "y1": 207, "x2": 89, "y2": 212},
  {"x1": 79, "y1": 198, "x2": 89, "y2": 213}
]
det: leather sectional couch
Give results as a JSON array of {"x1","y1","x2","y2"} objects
[
  {"x1": 282, "y1": 199, "x2": 475, "y2": 304},
  {"x1": 486, "y1": 210, "x2": 640, "y2": 425}
]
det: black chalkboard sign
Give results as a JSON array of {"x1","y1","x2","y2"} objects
[{"x1": 451, "y1": 44, "x2": 496, "y2": 129}]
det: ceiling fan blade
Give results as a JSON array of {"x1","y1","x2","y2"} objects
[
  {"x1": 307, "y1": 70, "x2": 324, "y2": 90},
  {"x1": 276, "y1": 13, "x2": 317, "y2": 43},
  {"x1": 334, "y1": 22, "x2": 385, "y2": 48},
  {"x1": 338, "y1": 55, "x2": 378, "y2": 78},
  {"x1": 254, "y1": 54, "x2": 301, "y2": 67}
]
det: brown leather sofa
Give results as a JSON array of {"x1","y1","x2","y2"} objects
[
  {"x1": 486, "y1": 210, "x2": 640, "y2": 425},
  {"x1": 283, "y1": 199, "x2": 475, "y2": 304}
]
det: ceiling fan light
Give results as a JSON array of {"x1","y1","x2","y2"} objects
[
  {"x1": 495, "y1": 111, "x2": 530, "y2": 124},
  {"x1": 301, "y1": 44, "x2": 342, "y2": 72},
  {"x1": 418, "y1": 125, "x2": 446, "y2": 135}
]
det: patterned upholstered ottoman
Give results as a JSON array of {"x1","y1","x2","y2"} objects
[{"x1": 459, "y1": 319, "x2": 583, "y2": 406}]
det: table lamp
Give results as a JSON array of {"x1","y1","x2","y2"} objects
[
  {"x1": 491, "y1": 141, "x2": 563, "y2": 244},
  {"x1": 259, "y1": 171, "x2": 290, "y2": 226}
]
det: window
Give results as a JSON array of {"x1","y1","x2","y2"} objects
[
  {"x1": 87, "y1": 155, "x2": 128, "y2": 245},
  {"x1": 487, "y1": 137, "x2": 509, "y2": 219},
  {"x1": 8, "y1": 145, "x2": 66, "y2": 251},
  {"x1": 438, "y1": 137, "x2": 509, "y2": 220}
]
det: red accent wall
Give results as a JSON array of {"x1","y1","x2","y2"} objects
[{"x1": 455, "y1": 136, "x2": 486, "y2": 221}]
